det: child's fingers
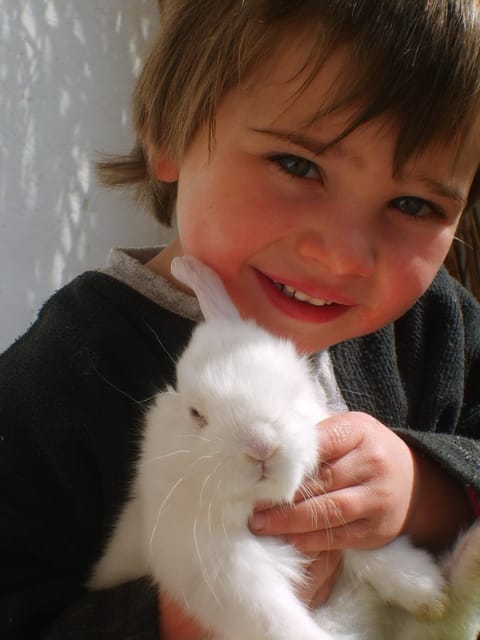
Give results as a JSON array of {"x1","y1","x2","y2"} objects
[
  {"x1": 250, "y1": 486, "x2": 374, "y2": 537},
  {"x1": 284, "y1": 519, "x2": 372, "y2": 553},
  {"x1": 297, "y1": 452, "x2": 371, "y2": 499},
  {"x1": 315, "y1": 412, "x2": 368, "y2": 462}
]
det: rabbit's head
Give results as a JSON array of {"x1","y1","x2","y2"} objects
[{"x1": 173, "y1": 318, "x2": 325, "y2": 506}]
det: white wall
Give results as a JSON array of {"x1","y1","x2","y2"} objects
[{"x1": 0, "y1": 0, "x2": 173, "y2": 352}]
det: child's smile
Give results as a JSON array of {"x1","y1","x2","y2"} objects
[
  {"x1": 254, "y1": 268, "x2": 354, "y2": 325},
  {"x1": 150, "y1": 45, "x2": 477, "y2": 354}
]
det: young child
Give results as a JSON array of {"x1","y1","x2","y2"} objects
[{"x1": 1, "y1": 1, "x2": 480, "y2": 638}]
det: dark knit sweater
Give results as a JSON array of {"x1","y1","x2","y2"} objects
[{"x1": 0, "y1": 267, "x2": 479, "y2": 639}]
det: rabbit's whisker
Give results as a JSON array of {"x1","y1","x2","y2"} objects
[
  {"x1": 298, "y1": 482, "x2": 316, "y2": 502},
  {"x1": 179, "y1": 586, "x2": 191, "y2": 613},
  {"x1": 193, "y1": 518, "x2": 222, "y2": 607},
  {"x1": 177, "y1": 434, "x2": 213, "y2": 443},
  {"x1": 208, "y1": 502, "x2": 214, "y2": 538},
  {"x1": 142, "y1": 450, "x2": 191, "y2": 465},
  {"x1": 216, "y1": 475, "x2": 223, "y2": 497},
  {"x1": 92, "y1": 362, "x2": 152, "y2": 405},
  {"x1": 199, "y1": 473, "x2": 214, "y2": 507},
  {"x1": 144, "y1": 322, "x2": 178, "y2": 366},
  {"x1": 199, "y1": 461, "x2": 223, "y2": 507},
  {"x1": 190, "y1": 452, "x2": 222, "y2": 469},
  {"x1": 306, "y1": 497, "x2": 320, "y2": 530},
  {"x1": 294, "y1": 481, "x2": 317, "y2": 529},
  {"x1": 149, "y1": 476, "x2": 185, "y2": 558},
  {"x1": 319, "y1": 506, "x2": 337, "y2": 551},
  {"x1": 336, "y1": 385, "x2": 377, "y2": 401},
  {"x1": 221, "y1": 513, "x2": 230, "y2": 545}
]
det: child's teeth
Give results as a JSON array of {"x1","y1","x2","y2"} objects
[
  {"x1": 294, "y1": 290, "x2": 327, "y2": 305},
  {"x1": 294, "y1": 290, "x2": 312, "y2": 302},
  {"x1": 274, "y1": 280, "x2": 332, "y2": 306}
]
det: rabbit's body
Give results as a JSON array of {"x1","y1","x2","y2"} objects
[
  {"x1": 90, "y1": 318, "x2": 333, "y2": 640},
  {"x1": 89, "y1": 256, "x2": 475, "y2": 640}
]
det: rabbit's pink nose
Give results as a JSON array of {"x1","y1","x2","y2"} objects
[{"x1": 246, "y1": 440, "x2": 277, "y2": 462}]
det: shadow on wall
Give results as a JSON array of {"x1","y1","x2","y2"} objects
[{"x1": 0, "y1": 0, "x2": 166, "y2": 350}]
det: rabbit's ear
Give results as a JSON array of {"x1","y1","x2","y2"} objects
[{"x1": 171, "y1": 256, "x2": 240, "y2": 321}]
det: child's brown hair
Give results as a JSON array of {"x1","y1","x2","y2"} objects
[{"x1": 98, "y1": 0, "x2": 480, "y2": 227}]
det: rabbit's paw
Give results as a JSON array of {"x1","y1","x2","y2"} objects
[
  {"x1": 374, "y1": 543, "x2": 450, "y2": 619},
  {"x1": 407, "y1": 560, "x2": 449, "y2": 621},
  {"x1": 413, "y1": 586, "x2": 450, "y2": 622}
]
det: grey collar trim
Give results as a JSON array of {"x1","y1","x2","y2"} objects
[{"x1": 100, "y1": 246, "x2": 203, "y2": 323}]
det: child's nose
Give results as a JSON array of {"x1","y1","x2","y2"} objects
[{"x1": 297, "y1": 220, "x2": 375, "y2": 278}]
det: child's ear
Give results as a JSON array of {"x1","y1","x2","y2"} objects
[
  {"x1": 152, "y1": 155, "x2": 179, "y2": 183},
  {"x1": 147, "y1": 144, "x2": 179, "y2": 182}
]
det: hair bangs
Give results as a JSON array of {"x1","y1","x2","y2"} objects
[
  {"x1": 289, "y1": 1, "x2": 480, "y2": 175},
  {"x1": 98, "y1": 0, "x2": 480, "y2": 224}
]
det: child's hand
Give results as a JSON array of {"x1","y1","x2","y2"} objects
[
  {"x1": 250, "y1": 411, "x2": 474, "y2": 607},
  {"x1": 251, "y1": 412, "x2": 417, "y2": 553},
  {"x1": 248, "y1": 411, "x2": 419, "y2": 607}
]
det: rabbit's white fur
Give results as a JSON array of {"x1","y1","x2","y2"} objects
[{"x1": 88, "y1": 256, "x2": 478, "y2": 640}]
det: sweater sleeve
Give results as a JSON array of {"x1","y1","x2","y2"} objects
[
  {"x1": 330, "y1": 268, "x2": 480, "y2": 495},
  {"x1": 398, "y1": 273, "x2": 480, "y2": 496},
  {"x1": 0, "y1": 273, "x2": 193, "y2": 639},
  {"x1": 394, "y1": 275, "x2": 480, "y2": 497}
]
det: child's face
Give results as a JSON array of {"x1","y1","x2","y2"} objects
[{"x1": 156, "y1": 47, "x2": 477, "y2": 353}]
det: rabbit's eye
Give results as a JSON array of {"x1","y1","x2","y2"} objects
[{"x1": 190, "y1": 407, "x2": 207, "y2": 428}]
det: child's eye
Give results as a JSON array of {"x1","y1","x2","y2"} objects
[
  {"x1": 390, "y1": 196, "x2": 442, "y2": 219},
  {"x1": 270, "y1": 154, "x2": 323, "y2": 181}
]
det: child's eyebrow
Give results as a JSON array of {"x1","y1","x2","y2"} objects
[
  {"x1": 398, "y1": 175, "x2": 467, "y2": 208},
  {"x1": 251, "y1": 127, "x2": 332, "y2": 157},
  {"x1": 252, "y1": 127, "x2": 468, "y2": 207}
]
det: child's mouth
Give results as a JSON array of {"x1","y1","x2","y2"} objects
[{"x1": 255, "y1": 270, "x2": 353, "y2": 324}]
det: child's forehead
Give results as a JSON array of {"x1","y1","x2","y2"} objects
[
  {"x1": 218, "y1": 46, "x2": 410, "y2": 150},
  {"x1": 242, "y1": 37, "x2": 348, "y2": 122}
]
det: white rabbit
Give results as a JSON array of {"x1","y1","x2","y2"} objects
[{"x1": 89, "y1": 256, "x2": 451, "y2": 640}]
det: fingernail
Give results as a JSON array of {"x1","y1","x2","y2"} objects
[{"x1": 250, "y1": 512, "x2": 266, "y2": 532}]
